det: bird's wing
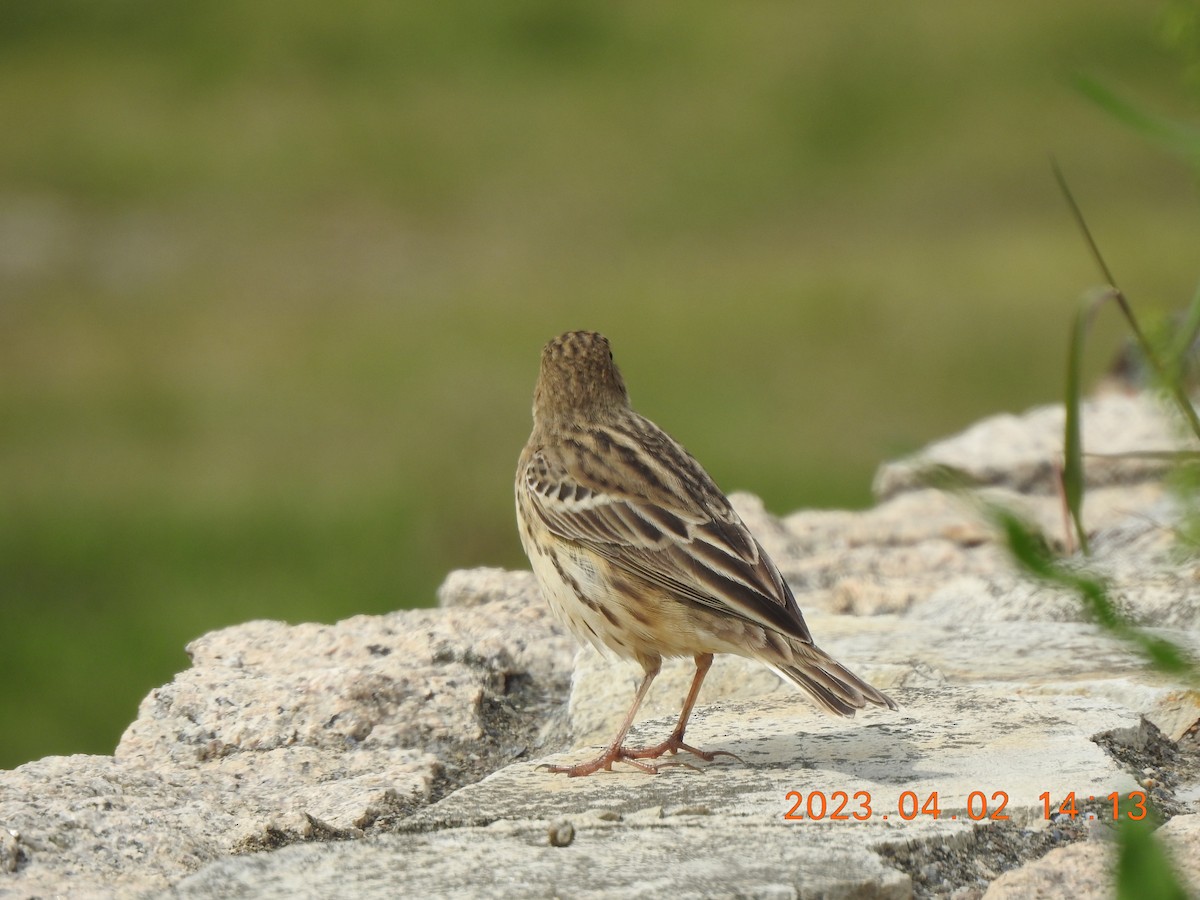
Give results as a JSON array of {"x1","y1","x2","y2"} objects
[{"x1": 521, "y1": 432, "x2": 813, "y2": 643}]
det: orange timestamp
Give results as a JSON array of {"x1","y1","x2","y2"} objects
[
  {"x1": 1040, "y1": 790, "x2": 1149, "y2": 821},
  {"x1": 782, "y1": 789, "x2": 1150, "y2": 822}
]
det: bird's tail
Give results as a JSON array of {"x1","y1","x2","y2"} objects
[{"x1": 768, "y1": 640, "x2": 897, "y2": 717}]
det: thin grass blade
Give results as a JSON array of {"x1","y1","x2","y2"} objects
[
  {"x1": 1074, "y1": 73, "x2": 1200, "y2": 165},
  {"x1": 1063, "y1": 293, "x2": 1104, "y2": 555}
]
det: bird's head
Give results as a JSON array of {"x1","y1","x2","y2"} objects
[{"x1": 533, "y1": 330, "x2": 631, "y2": 425}]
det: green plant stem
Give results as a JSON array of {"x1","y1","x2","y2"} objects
[{"x1": 1053, "y1": 159, "x2": 1200, "y2": 438}]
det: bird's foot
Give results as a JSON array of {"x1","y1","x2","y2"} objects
[
  {"x1": 537, "y1": 742, "x2": 707, "y2": 777},
  {"x1": 623, "y1": 731, "x2": 743, "y2": 766}
]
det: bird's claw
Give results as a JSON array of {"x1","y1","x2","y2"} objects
[
  {"x1": 538, "y1": 737, "x2": 739, "y2": 776},
  {"x1": 623, "y1": 735, "x2": 744, "y2": 766}
]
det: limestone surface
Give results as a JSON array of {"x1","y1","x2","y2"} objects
[{"x1": 2, "y1": 392, "x2": 1199, "y2": 898}]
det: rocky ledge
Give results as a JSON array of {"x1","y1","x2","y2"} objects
[{"x1": 3, "y1": 392, "x2": 1200, "y2": 899}]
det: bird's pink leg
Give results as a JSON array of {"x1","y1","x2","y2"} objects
[
  {"x1": 541, "y1": 653, "x2": 740, "y2": 776},
  {"x1": 623, "y1": 653, "x2": 741, "y2": 764},
  {"x1": 540, "y1": 659, "x2": 665, "y2": 776}
]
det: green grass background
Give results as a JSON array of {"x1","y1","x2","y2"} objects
[{"x1": 2, "y1": 1, "x2": 1198, "y2": 769}]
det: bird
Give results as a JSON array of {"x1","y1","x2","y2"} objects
[{"x1": 515, "y1": 330, "x2": 896, "y2": 776}]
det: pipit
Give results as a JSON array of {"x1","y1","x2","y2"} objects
[{"x1": 516, "y1": 331, "x2": 896, "y2": 776}]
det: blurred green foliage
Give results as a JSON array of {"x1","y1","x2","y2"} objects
[
  {"x1": 1117, "y1": 815, "x2": 1191, "y2": 900},
  {"x1": 988, "y1": 501, "x2": 1194, "y2": 899},
  {"x1": 1, "y1": 2, "x2": 1198, "y2": 768}
]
